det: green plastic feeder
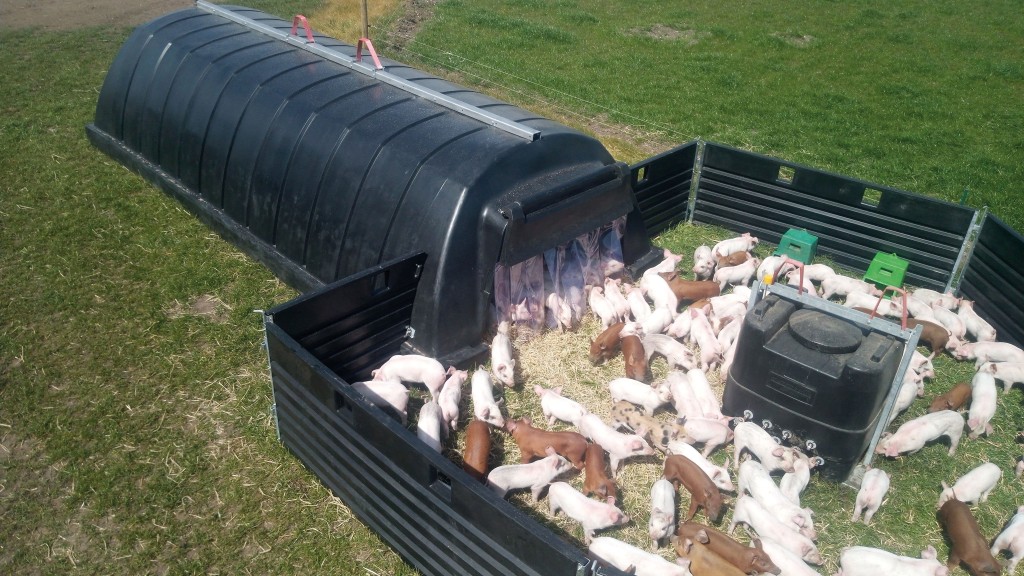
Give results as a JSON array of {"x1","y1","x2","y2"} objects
[
  {"x1": 864, "y1": 252, "x2": 909, "y2": 291},
  {"x1": 773, "y1": 228, "x2": 818, "y2": 264}
]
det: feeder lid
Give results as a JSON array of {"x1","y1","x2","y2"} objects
[{"x1": 788, "y1": 309, "x2": 863, "y2": 354}]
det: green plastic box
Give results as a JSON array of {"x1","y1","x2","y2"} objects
[
  {"x1": 864, "y1": 252, "x2": 909, "y2": 291},
  {"x1": 773, "y1": 228, "x2": 818, "y2": 264}
]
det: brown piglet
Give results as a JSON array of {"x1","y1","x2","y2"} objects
[
  {"x1": 589, "y1": 322, "x2": 625, "y2": 365},
  {"x1": 675, "y1": 538, "x2": 747, "y2": 576},
  {"x1": 462, "y1": 419, "x2": 492, "y2": 482},
  {"x1": 928, "y1": 381, "x2": 972, "y2": 413},
  {"x1": 716, "y1": 252, "x2": 750, "y2": 268},
  {"x1": 504, "y1": 418, "x2": 588, "y2": 469},
  {"x1": 659, "y1": 272, "x2": 722, "y2": 304},
  {"x1": 906, "y1": 318, "x2": 951, "y2": 357},
  {"x1": 583, "y1": 443, "x2": 618, "y2": 502},
  {"x1": 663, "y1": 455, "x2": 724, "y2": 523},
  {"x1": 938, "y1": 497, "x2": 1001, "y2": 576},
  {"x1": 675, "y1": 521, "x2": 781, "y2": 575},
  {"x1": 621, "y1": 334, "x2": 649, "y2": 383}
]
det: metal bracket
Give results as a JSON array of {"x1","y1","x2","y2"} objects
[
  {"x1": 947, "y1": 205, "x2": 988, "y2": 294},
  {"x1": 355, "y1": 37, "x2": 383, "y2": 70},
  {"x1": 255, "y1": 308, "x2": 283, "y2": 441},
  {"x1": 686, "y1": 139, "x2": 706, "y2": 223},
  {"x1": 290, "y1": 14, "x2": 314, "y2": 43}
]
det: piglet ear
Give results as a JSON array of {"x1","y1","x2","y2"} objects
[
  {"x1": 922, "y1": 545, "x2": 937, "y2": 560},
  {"x1": 752, "y1": 538, "x2": 763, "y2": 549},
  {"x1": 772, "y1": 447, "x2": 785, "y2": 457},
  {"x1": 695, "y1": 530, "x2": 710, "y2": 544},
  {"x1": 631, "y1": 439, "x2": 644, "y2": 451},
  {"x1": 941, "y1": 481, "x2": 950, "y2": 490}
]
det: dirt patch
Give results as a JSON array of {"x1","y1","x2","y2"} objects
[
  {"x1": 772, "y1": 31, "x2": 815, "y2": 47},
  {"x1": 627, "y1": 24, "x2": 709, "y2": 46},
  {"x1": 379, "y1": 0, "x2": 436, "y2": 50},
  {"x1": 165, "y1": 294, "x2": 232, "y2": 323},
  {"x1": 0, "y1": 0, "x2": 191, "y2": 31}
]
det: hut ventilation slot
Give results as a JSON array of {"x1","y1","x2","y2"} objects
[{"x1": 196, "y1": 0, "x2": 541, "y2": 141}]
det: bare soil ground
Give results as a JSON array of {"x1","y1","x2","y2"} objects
[{"x1": 0, "y1": 0, "x2": 190, "y2": 31}]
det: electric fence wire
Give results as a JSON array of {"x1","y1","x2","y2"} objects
[{"x1": 366, "y1": 18, "x2": 687, "y2": 144}]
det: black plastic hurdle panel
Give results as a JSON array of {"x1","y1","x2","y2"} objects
[
  {"x1": 957, "y1": 214, "x2": 1024, "y2": 348},
  {"x1": 266, "y1": 253, "x2": 626, "y2": 576},
  {"x1": 692, "y1": 142, "x2": 977, "y2": 291},
  {"x1": 629, "y1": 140, "x2": 698, "y2": 237}
]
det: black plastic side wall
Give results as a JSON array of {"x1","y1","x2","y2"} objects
[
  {"x1": 267, "y1": 254, "x2": 624, "y2": 576},
  {"x1": 630, "y1": 141, "x2": 698, "y2": 237},
  {"x1": 958, "y1": 214, "x2": 1024, "y2": 348},
  {"x1": 694, "y1": 142, "x2": 976, "y2": 290}
]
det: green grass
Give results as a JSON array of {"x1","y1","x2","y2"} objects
[
  {"x1": 2, "y1": 0, "x2": 1023, "y2": 574},
  {"x1": 381, "y1": 0, "x2": 1024, "y2": 231},
  {"x1": 0, "y1": 22, "x2": 414, "y2": 575}
]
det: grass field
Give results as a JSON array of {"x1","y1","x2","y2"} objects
[{"x1": 1, "y1": 0, "x2": 1022, "y2": 574}]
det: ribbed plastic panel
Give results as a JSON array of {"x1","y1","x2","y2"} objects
[
  {"x1": 269, "y1": 253, "x2": 427, "y2": 381},
  {"x1": 266, "y1": 254, "x2": 621, "y2": 576},
  {"x1": 693, "y1": 142, "x2": 976, "y2": 290},
  {"x1": 88, "y1": 4, "x2": 641, "y2": 364},
  {"x1": 630, "y1": 141, "x2": 698, "y2": 236},
  {"x1": 958, "y1": 214, "x2": 1024, "y2": 348}
]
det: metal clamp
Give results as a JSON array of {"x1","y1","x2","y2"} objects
[
  {"x1": 868, "y1": 285, "x2": 909, "y2": 330},
  {"x1": 773, "y1": 256, "x2": 807, "y2": 294},
  {"x1": 290, "y1": 15, "x2": 315, "y2": 43},
  {"x1": 356, "y1": 37, "x2": 384, "y2": 70}
]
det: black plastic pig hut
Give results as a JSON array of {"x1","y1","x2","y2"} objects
[{"x1": 86, "y1": 1, "x2": 658, "y2": 367}]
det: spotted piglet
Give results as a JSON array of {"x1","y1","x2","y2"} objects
[{"x1": 610, "y1": 400, "x2": 679, "y2": 450}]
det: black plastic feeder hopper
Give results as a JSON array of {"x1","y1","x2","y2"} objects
[{"x1": 723, "y1": 282, "x2": 921, "y2": 482}]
